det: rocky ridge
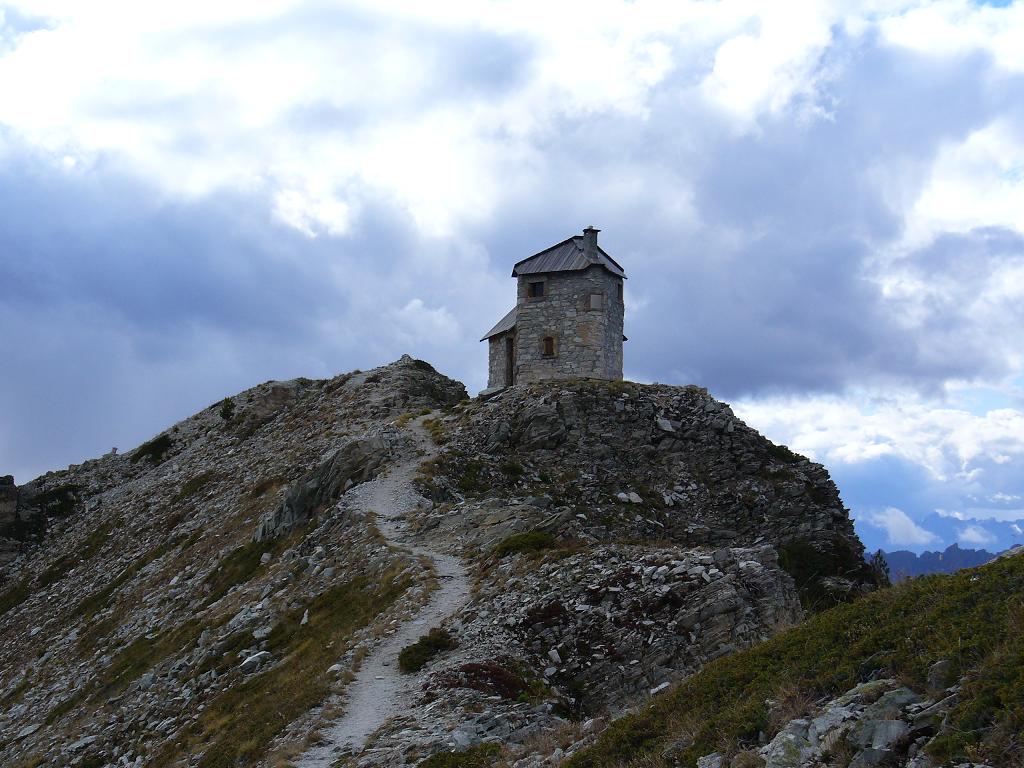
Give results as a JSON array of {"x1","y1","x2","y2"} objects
[
  {"x1": 0, "y1": 359, "x2": 875, "y2": 767},
  {"x1": 408, "y1": 380, "x2": 874, "y2": 608}
]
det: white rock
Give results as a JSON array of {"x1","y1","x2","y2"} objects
[
  {"x1": 239, "y1": 650, "x2": 272, "y2": 673},
  {"x1": 15, "y1": 723, "x2": 40, "y2": 740}
]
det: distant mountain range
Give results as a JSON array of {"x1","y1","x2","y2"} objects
[{"x1": 879, "y1": 543, "x2": 998, "y2": 580}]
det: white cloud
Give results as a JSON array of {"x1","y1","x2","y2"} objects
[
  {"x1": 958, "y1": 523, "x2": 997, "y2": 547},
  {"x1": 898, "y1": 121, "x2": 1024, "y2": 249},
  {"x1": 879, "y1": 1, "x2": 1024, "y2": 73},
  {"x1": 0, "y1": 1, "x2": 923, "y2": 237},
  {"x1": 734, "y1": 392, "x2": 1024, "y2": 482},
  {"x1": 391, "y1": 299, "x2": 461, "y2": 347},
  {"x1": 864, "y1": 506, "x2": 939, "y2": 546},
  {"x1": 937, "y1": 507, "x2": 1024, "y2": 523}
]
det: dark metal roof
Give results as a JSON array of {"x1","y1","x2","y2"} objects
[
  {"x1": 480, "y1": 306, "x2": 517, "y2": 341},
  {"x1": 512, "y1": 236, "x2": 626, "y2": 279}
]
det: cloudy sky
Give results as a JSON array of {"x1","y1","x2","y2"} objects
[{"x1": 2, "y1": 0, "x2": 1023, "y2": 554}]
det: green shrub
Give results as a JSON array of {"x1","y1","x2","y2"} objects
[
  {"x1": 492, "y1": 532, "x2": 558, "y2": 558},
  {"x1": 419, "y1": 743, "x2": 501, "y2": 767},
  {"x1": 500, "y1": 460, "x2": 524, "y2": 477},
  {"x1": 777, "y1": 538, "x2": 872, "y2": 611},
  {"x1": 218, "y1": 397, "x2": 235, "y2": 422},
  {"x1": 399, "y1": 628, "x2": 457, "y2": 673},
  {"x1": 131, "y1": 434, "x2": 174, "y2": 464},
  {"x1": 565, "y1": 553, "x2": 1024, "y2": 768}
]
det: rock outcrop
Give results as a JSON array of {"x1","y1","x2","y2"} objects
[
  {"x1": 0, "y1": 475, "x2": 49, "y2": 563},
  {"x1": 697, "y1": 675, "x2": 982, "y2": 768},
  {"x1": 412, "y1": 380, "x2": 874, "y2": 607}
]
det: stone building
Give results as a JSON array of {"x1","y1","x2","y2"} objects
[{"x1": 481, "y1": 227, "x2": 626, "y2": 389}]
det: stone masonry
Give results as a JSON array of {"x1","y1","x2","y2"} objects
[{"x1": 481, "y1": 227, "x2": 626, "y2": 388}]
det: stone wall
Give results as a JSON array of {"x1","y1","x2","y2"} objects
[
  {"x1": 514, "y1": 266, "x2": 624, "y2": 383},
  {"x1": 487, "y1": 333, "x2": 514, "y2": 389}
]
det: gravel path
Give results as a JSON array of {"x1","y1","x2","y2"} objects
[{"x1": 295, "y1": 418, "x2": 471, "y2": 767}]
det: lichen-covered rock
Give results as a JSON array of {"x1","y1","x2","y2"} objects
[{"x1": 709, "y1": 678, "x2": 966, "y2": 768}]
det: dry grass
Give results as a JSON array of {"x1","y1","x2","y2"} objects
[{"x1": 150, "y1": 568, "x2": 411, "y2": 768}]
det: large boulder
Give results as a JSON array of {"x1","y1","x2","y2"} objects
[{"x1": 254, "y1": 435, "x2": 393, "y2": 541}]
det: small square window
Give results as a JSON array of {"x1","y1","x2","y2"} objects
[
  {"x1": 589, "y1": 293, "x2": 604, "y2": 310},
  {"x1": 529, "y1": 281, "x2": 545, "y2": 298}
]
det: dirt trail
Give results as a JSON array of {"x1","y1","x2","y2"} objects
[{"x1": 295, "y1": 418, "x2": 471, "y2": 767}]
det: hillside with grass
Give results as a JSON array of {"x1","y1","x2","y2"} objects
[{"x1": 565, "y1": 549, "x2": 1024, "y2": 768}]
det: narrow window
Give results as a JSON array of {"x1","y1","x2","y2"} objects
[
  {"x1": 529, "y1": 281, "x2": 545, "y2": 298},
  {"x1": 617, "y1": 283, "x2": 623, "y2": 301},
  {"x1": 542, "y1": 336, "x2": 556, "y2": 357},
  {"x1": 589, "y1": 293, "x2": 604, "y2": 310}
]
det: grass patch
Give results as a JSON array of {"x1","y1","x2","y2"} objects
[
  {"x1": 151, "y1": 571, "x2": 410, "y2": 768},
  {"x1": 419, "y1": 743, "x2": 501, "y2": 767},
  {"x1": 423, "y1": 417, "x2": 448, "y2": 445},
  {"x1": 457, "y1": 459, "x2": 487, "y2": 494},
  {"x1": 765, "y1": 442, "x2": 801, "y2": 464},
  {"x1": 492, "y1": 532, "x2": 558, "y2": 558},
  {"x1": 80, "y1": 520, "x2": 115, "y2": 558},
  {"x1": 565, "y1": 553, "x2": 1024, "y2": 768},
  {"x1": 37, "y1": 520, "x2": 115, "y2": 589},
  {"x1": 95, "y1": 619, "x2": 206, "y2": 699},
  {"x1": 203, "y1": 539, "x2": 274, "y2": 604},
  {"x1": 399, "y1": 628, "x2": 457, "y2": 673},
  {"x1": 36, "y1": 553, "x2": 76, "y2": 589},
  {"x1": 394, "y1": 412, "x2": 416, "y2": 427},
  {"x1": 175, "y1": 471, "x2": 217, "y2": 502},
  {"x1": 43, "y1": 687, "x2": 88, "y2": 725},
  {"x1": 131, "y1": 433, "x2": 174, "y2": 465},
  {"x1": 0, "y1": 580, "x2": 30, "y2": 618},
  {"x1": 248, "y1": 476, "x2": 286, "y2": 500}
]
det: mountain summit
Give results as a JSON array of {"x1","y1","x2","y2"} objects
[{"x1": 0, "y1": 357, "x2": 876, "y2": 767}]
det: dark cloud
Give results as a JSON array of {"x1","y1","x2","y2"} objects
[
  {"x1": 3, "y1": 13, "x2": 1024, "y2": 533},
  {"x1": 477, "y1": 40, "x2": 1024, "y2": 398}
]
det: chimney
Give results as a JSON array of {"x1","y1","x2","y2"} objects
[{"x1": 582, "y1": 225, "x2": 600, "y2": 254}]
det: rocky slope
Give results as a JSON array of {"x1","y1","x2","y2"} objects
[
  {"x1": 409, "y1": 380, "x2": 874, "y2": 609},
  {"x1": 567, "y1": 547, "x2": 1024, "y2": 768},
  {"x1": 0, "y1": 360, "x2": 876, "y2": 768}
]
